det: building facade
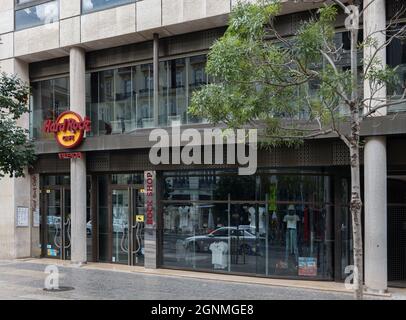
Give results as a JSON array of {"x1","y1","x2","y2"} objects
[{"x1": 0, "y1": 0, "x2": 406, "y2": 293}]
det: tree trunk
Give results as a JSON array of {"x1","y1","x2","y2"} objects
[
  {"x1": 349, "y1": 9, "x2": 364, "y2": 300},
  {"x1": 349, "y1": 132, "x2": 364, "y2": 300}
]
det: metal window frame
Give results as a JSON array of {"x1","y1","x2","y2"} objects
[
  {"x1": 14, "y1": 0, "x2": 60, "y2": 31},
  {"x1": 15, "y1": 0, "x2": 55, "y2": 11},
  {"x1": 80, "y1": 0, "x2": 139, "y2": 16}
]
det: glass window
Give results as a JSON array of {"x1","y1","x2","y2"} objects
[
  {"x1": 111, "y1": 173, "x2": 144, "y2": 185},
  {"x1": 86, "y1": 54, "x2": 207, "y2": 136},
  {"x1": 97, "y1": 175, "x2": 109, "y2": 262},
  {"x1": 15, "y1": 1, "x2": 59, "y2": 31},
  {"x1": 162, "y1": 169, "x2": 334, "y2": 280},
  {"x1": 134, "y1": 64, "x2": 154, "y2": 129},
  {"x1": 113, "y1": 67, "x2": 135, "y2": 134},
  {"x1": 82, "y1": 0, "x2": 135, "y2": 14},
  {"x1": 164, "y1": 171, "x2": 257, "y2": 202},
  {"x1": 188, "y1": 55, "x2": 208, "y2": 124},
  {"x1": 161, "y1": 58, "x2": 191, "y2": 127},
  {"x1": 387, "y1": 26, "x2": 406, "y2": 113},
  {"x1": 30, "y1": 76, "x2": 70, "y2": 140}
]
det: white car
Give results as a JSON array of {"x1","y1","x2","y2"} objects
[{"x1": 184, "y1": 227, "x2": 256, "y2": 254}]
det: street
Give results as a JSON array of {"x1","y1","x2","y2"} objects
[{"x1": 0, "y1": 260, "x2": 399, "y2": 300}]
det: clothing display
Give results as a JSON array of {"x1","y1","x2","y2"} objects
[
  {"x1": 209, "y1": 241, "x2": 229, "y2": 269},
  {"x1": 178, "y1": 206, "x2": 191, "y2": 230},
  {"x1": 248, "y1": 207, "x2": 266, "y2": 234},
  {"x1": 285, "y1": 228, "x2": 299, "y2": 262},
  {"x1": 258, "y1": 207, "x2": 266, "y2": 234},
  {"x1": 164, "y1": 210, "x2": 173, "y2": 230},
  {"x1": 189, "y1": 206, "x2": 200, "y2": 231},
  {"x1": 283, "y1": 213, "x2": 300, "y2": 230},
  {"x1": 284, "y1": 211, "x2": 300, "y2": 263},
  {"x1": 248, "y1": 207, "x2": 256, "y2": 230}
]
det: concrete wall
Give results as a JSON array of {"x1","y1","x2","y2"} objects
[
  {"x1": 0, "y1": 56, "x2": 35, "y2": 260},
  {"x1": 0, "y1": 0, "x2": 326, "y2": 63}
]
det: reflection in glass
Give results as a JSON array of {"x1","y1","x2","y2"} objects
[
  {"x1": 162, "y1": 170, "x2": 335, "y2": 280},
  {"x1": 387, "y1": 29, "x2": 406, "y2": 113},
  {"x1": 45, "y1": 189, "x2": 62, "y2": 258},
  {"x1": 82, "y1": 0, "x2": 135, "y2": 14},
  {"x1": 159, "y1": 59, "x2": 187, "y2": 126},
  {"x1": 111, "y1": 173, "x2": 144, "y2": 185},
  {"x1": 188, "y1": 55, "x2": 208, "y2": 124},
  {"x1": 15, "y1": 1, "x2": 59, "y2": 30},
  {"x1": 97, "y1": 176, "x2": 109, "y2": 262},
  {"x1": 84, "y1": 54, "x2": 208, "y2": 135},
  {"x1": 112, "y1": 190, "x2": 129, "y2": 264},
  {"x1": 134, "y1": 64, "x2": 154, "y2": 128},
  {"x1": 31, "y1": 77, "x2": 70, "y2": 140},
  {"x1": 98, "y1": 69, "x2": 114, "y2": 135},
  {"x1": 64, "y1": 189, "x2": 71, "y2": 260}
]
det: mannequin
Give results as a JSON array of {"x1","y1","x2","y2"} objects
[
  {"x1": 284, "y1": 204, "x2": 300, "y2": 264},
  {"x1": 248, "y1": 206, "x2": 256, "y2": 232},
  {"x1": 258, "y1": 207, "x2": 266, "y2": 235},
  {"x1": 178, "y1": 206, "x2": 190, "y2": 230},
  {"x1": 248, "y1": 206, "x2": 267, "y2": 235}
]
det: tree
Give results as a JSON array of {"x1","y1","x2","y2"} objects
[
  {"x1": 0, "y1": 71, "x2": 36, "y2": 178},
  {"x1": 190, "y1": 0, "x2": 406, "y2": 299}
]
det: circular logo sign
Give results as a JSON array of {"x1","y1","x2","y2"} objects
[{"x1": 43, "y1": 111, "x2": 91, "y2": 149}]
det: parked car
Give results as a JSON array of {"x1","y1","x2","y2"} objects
[{"x1": 184, "y1": 227, "x2": 256, "y2": 255}]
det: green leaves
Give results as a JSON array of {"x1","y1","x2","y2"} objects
[
  {"x1": 0, "y1": 72, "x2": 35, "y2": 178},
  {"x1": 0, "y1": 73, "x2": 30, "y2": 120},
  {"x1": 227, "y1": 0, "x2": 281, "y2": 40},
  {"x1": 295, "y1": 6, "x2": 337, "y2": 65},
  {"x1": 189, "y1": 0, "x2": 401, "y2": 146}
]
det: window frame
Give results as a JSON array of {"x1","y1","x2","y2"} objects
[
  {"x1": 14, "y1": 0, "x2": 60, "y2": 31},
  {"x1": 81, "y1": 0, "x2": 138, "y2": 16}
]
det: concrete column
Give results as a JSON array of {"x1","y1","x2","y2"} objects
[
  {"x1": 364, "y1": 137, "x2": 387, "y2": 293},
  {"x1": 363, "y1": 0, "x2": 388, "y2": 293},
  {"x1": 69, "y1": 47, "x2": 87, "y2": 264}
]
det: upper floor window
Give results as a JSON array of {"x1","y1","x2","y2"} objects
[
  {"x1": 15, "y1": 0, "x2": 59, "y2": 31},
  {"x1": 30, "y1": 76, "x2": 69, "y2": 140},
  {"x1": 82, "y1": 0, "x2": 135, "y2": 14},
  {"x1": 387, "y1": 24, "x2": 406, "y2": 113}
]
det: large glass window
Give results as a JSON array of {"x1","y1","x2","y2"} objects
[
  {"x1": 82, "y1": 0, "x2": 135, "y2": 14},
  {"x1": 87, "y1": 64, "x2": 154, "y2": 136},
  {"x1": 134, "y1": 64, "x2": 154, "y2": 129},
  {"x1": 30, "y1": 76, "x2": 69, "y2": 140},
  {"x1": 387, "y1": 25, "x2": 406, "y2": 113},
  {"x1": 86, "y1": 54, "x2": 208, "y2": 136},
  {"x1": 32, "y1": 54, "x2": 208, "y2": 140},
  {"x1": 162, "y1": 170, "x2": 334, "y2": 280},
  {"x1": 15, "y1": 0, "x2": 59, "y2": 31},
  {"x1": 159, "y1": 59, "x2": 187, "y2": 126}
]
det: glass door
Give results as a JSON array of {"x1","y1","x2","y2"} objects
[
  {"x1": 111, "y1": 187, "x2": 145, "y2": 265},
  {"x1": 131, "y1": 188, "x2": 145, "y2": 266},
  {"x1": 112, "y1": 189, "x2": 130, "y2": 264},
  {"x1": 42, "y1": 187, "x2": 71, "y2": 259}
]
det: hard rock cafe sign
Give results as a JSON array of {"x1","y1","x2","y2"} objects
[{"x1": 43, "y1": 111, "x2": 91, "y2": 158}]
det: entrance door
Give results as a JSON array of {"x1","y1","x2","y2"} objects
[
  {"x1": 42, "y1": 187, "x2": 71, "y2": 259},
  {"x1": 111, "y1": 187, "x2": 145, "y2": 265}
]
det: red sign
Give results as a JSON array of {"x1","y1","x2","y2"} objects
[
  {"x1": 145, "y1": 171, "x2": 155, "y2": 226},
  {"x1": 43, "y1": 111, "x2": 91, "y2": 149},
  {"x1": 298, "y1": 257, "x2": 317, "y2": 276},
  {"x1": 58, "y1": 152, "x2": 83, "y2": 160}
]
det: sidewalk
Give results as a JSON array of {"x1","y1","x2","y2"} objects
[{"x1": 18, "y1": 258, "x2": 405, "y2": 299}]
